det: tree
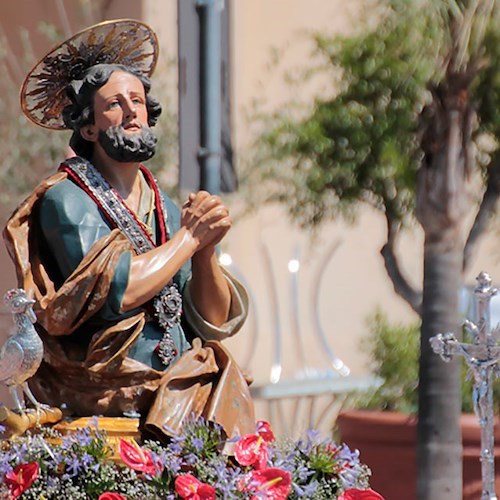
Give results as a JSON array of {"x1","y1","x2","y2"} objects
[{"x1": 247, "y1": 0, "x2": 500, "y2": 497}]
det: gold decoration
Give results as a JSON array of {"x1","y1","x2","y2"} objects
[
  {"x1": 20, "y1": 19, "x2": 159, "y2": 130},
  {"x1": 0, "y1": 405, "x2": 63, "y2": 438},
  {"x1": 54, "y1": 416, "x2": 141, "y2": 461}
]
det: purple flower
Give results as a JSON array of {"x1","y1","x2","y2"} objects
[
  {"x1": 164, "y1": 455, "x2": 182, "y2": 474},
  {"x1": 150, "y1": 443, "x2": 181, "y2": 473},
  {"x1": 191, "y1": 437, "x2": 204, "y2": 452},
  {"x1": 306, "y1": 429, "x2": 321, "y2": 445},
  {"x1": 293, "y1": 481, "x2": 320, "y2": 497},
  {"x1": 340, "y1": 461, "x2": 366, "y2": 490},
  {"x1": 294, "y1": 463, "x2": 314, "y2": 482},
  {"x1": 162, "y1": 424, "x2": 179, "y2": 436},
  {"x1": 71, "y1": 428, "x2": 94, "y2": 447},
  {"x1": 91, "y1": 415, "x2": 100, "y2": 429},
  {"x1": 338, "y1": 444, "x2": 360, "y2": 462},
  {"x1": 46, "y1": 476, "x2": 60, "y2": 489},
  {"x1": 183, "y1": 452, "x2": 199, "y2": 466},
  {"x1": 168, "y1": 436, "x2": 184, "y2": 454},
  {"x1": 214, "y1": 463, "x2": 242, "y2": 498},
  {"x1": 65, "y1": 456, "x2": 82, "y2": 476},
  {"x1": 52, "y1": 449, "x2": 69, "y2": 467},
  {"x1": 81, "y1": 453, "x2": 95, "y2": 469},
  {"x1": 0, "y1": 462, "x2": 13, "y2": 476},
  {"x1": 10, "y1": 443, "x2": 29, "y2": 464}
]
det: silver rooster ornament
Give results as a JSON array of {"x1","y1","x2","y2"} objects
[{"x1": 0, "y1": 288, "x2": 44, "y2": 414}]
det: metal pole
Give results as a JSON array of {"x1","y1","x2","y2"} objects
[{"x1": 196, "y1": 0, "x2": 222, "y2": 194}]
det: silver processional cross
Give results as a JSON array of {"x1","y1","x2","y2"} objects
[{"x1": 430, "y1": 271, "x2": 500, "y2": 500}]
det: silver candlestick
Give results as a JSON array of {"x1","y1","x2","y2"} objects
[{"x1": 430, "y1": 271, "x2": 500, "y2": 500}]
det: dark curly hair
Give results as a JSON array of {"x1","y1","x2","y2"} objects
[{"x1": 62, "y1": 63, "x2": 162, "y2": 160}]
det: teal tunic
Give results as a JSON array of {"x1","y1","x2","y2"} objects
[{"x1": 38, "y1": 176, "x2": 192, "y2": 371}]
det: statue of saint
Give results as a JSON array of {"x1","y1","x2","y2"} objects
[{"x1": 3, "y1": 20, "x2": 254, "y2": 440}]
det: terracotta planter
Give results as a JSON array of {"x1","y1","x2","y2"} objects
[{"x1": 337, "y1": 410, "x2": 500, "y2": 500}]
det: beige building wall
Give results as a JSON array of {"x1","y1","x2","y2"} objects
[{"x1": 0, "y1": 0, "x2": 499, "y2": 433}]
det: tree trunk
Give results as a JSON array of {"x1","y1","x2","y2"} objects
[
  {"x1": 416, "y1": 78, "x2": 474, "y2": 498},
  {"x1": 417, "y1": 245, "x2": 463, "y2": 499}
]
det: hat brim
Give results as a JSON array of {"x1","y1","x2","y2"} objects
[{"x1": 20, "y1": 19, "x2": 159, "y2": 130}]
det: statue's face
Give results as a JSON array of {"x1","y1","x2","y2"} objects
[
  {"x1": 80, "y1": 69, "x2": 157, "y2": 163},
  {"x1": 91, "y1": 70, "x2": 148, "y2": 133}
]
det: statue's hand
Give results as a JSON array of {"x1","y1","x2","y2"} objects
[{"x1": 181, "y1": 191, "x2": 232, "y2": 251}]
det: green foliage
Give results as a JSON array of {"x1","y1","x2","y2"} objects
[
  {"x1": 347, "y1": 310, "x2": 500, "y2": 414},
  {"x1": 0, "y1": 78, "x2": 70, "y2": 213},
  {"x1": 307, "y1": 443, "x2": 346, "y2": 479},
  {"x1": 472, "y1": 21, "x2": 500, "y2": 172},
  {"x1": 0, "y1": 25, "x2": 70, "y2": 214},
  {"x1": 247, "y1": 0, "x2": 500, "y2": 229},
  {"x1": 269, "y1": 434, "x2": 371, "y2": 499},
  {"x1": 356, "y1": 310, "x2": 420, "y2": 414},
  {"x1": 247, "y1": 0, "x2": 438, "y2": 226},
  {"x1": 175, "y1": 414, "x2": 224, "y2": 461}
]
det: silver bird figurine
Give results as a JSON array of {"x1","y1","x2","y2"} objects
[{"x1": 0, "y1": 288, "x2": 44, "y2": 414}]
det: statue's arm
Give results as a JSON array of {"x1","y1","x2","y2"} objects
[
  {"x1": 183, "y1": 266, "x2": 249, "y2": 341},
  {"x1": 38, "y1": 181, "x2": 132, "y2": 321}
]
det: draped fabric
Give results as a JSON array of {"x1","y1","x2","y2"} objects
[{"x1": 3, "y1": 169, "x2": 255, "y2": 439}]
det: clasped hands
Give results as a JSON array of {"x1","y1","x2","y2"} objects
[
  {"x1": 181, "y1": 191, "x2": 232, "y2": 253},
  {"x1": 123, "y1": 193, "x2": 231, "y2": 311}
]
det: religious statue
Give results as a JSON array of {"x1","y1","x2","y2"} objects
[
  {"x1": 2, "y1": 19, "x2": 255, "y2": 441},
  {"x1": 430, "y1": 271, "x2": 500, "y2": 500}
]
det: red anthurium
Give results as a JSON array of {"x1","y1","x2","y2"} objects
[
  {"x1": 119, "y1": 439, "x2": 157, "y2": 475},
  {"x1": 256, "y1": 420, "x2": 275, "y2": 443},
  {"x1": 234, "y1": 434, "x2": 269, "y2": 470},
  {"x1": 175, "y1": 474, "x2": 216, "y2": 500},
  {"x1": 339, "y1": 488, "x2": 385, "y2": 500},
  {"x1": 240, "y1": 467, "x2": 292, "y2": 499},
  {"x1": 4, "y1": 462, "x2": 39, "y2": 498},
  {"x1": 98, "y1": 493, "x2": 127, "y2": 500}
]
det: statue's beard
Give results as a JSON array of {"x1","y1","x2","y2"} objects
[{"x1": 98, "y1": 124, "x2": 157, "y2": 163}]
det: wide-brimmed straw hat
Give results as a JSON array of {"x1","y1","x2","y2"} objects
[{"x1": 20, "y1": 19, "x2": 159, "y2": 130}]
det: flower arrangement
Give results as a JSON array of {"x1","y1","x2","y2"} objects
[{"x1": 0, "y1": 417, "x2": 383, "y2": 499}]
